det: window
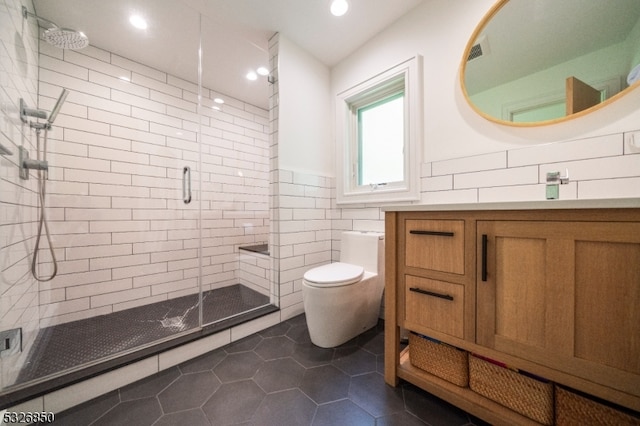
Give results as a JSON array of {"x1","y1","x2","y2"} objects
[
  {"x1": 358, "y1": 91, "x2": 404, "y2": 186},
  {"x1": 336, "y1": 56, "x2": 422, "y2": 204}
]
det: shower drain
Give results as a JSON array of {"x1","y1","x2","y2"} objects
[{"x1": 160, "y1": 317, "x2": 184, "y2": 328}]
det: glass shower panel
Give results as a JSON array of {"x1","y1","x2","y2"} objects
[
  {"x1": 199, "y1": 14, "x2": 274, "y2": 325},
  {"x1": 0, "y1": 0, "x2": 203, "y2": 391}
]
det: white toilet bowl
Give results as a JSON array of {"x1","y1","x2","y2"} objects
[{"x1": 302, "y1": 231, "x2": 385, "y2": 348}]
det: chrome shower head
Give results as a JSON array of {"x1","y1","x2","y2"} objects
[
  {"x1": 22, "y1": 6, "x2": 89, "y2": 50},
  {"x1": 43, "y1": 27, "x2": 89, "y2": 50},
  {"x1": 48, "y1": 89, "x2": 69, "y2": 125}
]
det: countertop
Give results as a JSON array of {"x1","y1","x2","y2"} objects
[{"x1": 382, "y1": 198, "x2": 640, "y2": 212}]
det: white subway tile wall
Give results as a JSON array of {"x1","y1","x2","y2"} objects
[
  {"x1": 238, "y1": 250, "x2": 270, "y2": 296},
  {"x1": 36, "y1": 40, "x2": 269, "y2": 327},
  {"x1": 0, "y1": 0, "x2": 41, "y2": 389},
  {"x1": 421, "y1": 133, "x2": 640, "y2": 204}
]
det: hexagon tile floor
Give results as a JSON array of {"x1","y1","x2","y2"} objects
[{"x1": 49, "y1": 315, "x2": 489, "y2": 426}]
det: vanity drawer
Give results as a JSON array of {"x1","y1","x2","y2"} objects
[
  {"x1": 405, "y1": 219, "x2": 465, "y2": 274},
  {"x1": 405, "y1": 275, "x2": 464, "y2": 339}
]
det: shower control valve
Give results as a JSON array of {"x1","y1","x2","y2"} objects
[{"x1": 18, "y1": 146, "x2": 48, "y2": 180}]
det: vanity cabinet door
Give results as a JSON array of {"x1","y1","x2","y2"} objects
[{"x1": 476, "y1": 220, "x2": 640, "y2": 397}]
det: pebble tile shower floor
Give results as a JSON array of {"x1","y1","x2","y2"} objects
[{"x1": 49, "y1": 315, "x2": 488, "y2": 426}]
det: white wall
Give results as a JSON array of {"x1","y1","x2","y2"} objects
[
  {"x1": 331, "y1": 0, "x2": 640, "y2": 165},
  {"x1": 278, "y1": 36, "x2": 332, "y2": 176}
]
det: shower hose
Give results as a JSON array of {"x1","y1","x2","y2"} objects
[{"x1": 31, "y1": 127, "x2": 58, "y2": 282}]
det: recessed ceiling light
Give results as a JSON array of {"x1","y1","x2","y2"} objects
[
  {"x1": 256, "y1": 67, "x2": 269, "y2": 76},
  {"x1": 330, "y1": 0, "x2": 349, "y2": 17},
  {"x1": 129, "y1": 14, "x2": 148, "y2": 30},
  {"x1": 214, "y1": 98, "x2": 224, "y2": 104},
  {"x1": 246, "y1": 71, "x2": 258, "y2": 81}
]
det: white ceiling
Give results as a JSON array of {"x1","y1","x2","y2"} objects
[{"x1": 33, "y1": 0, "x2": 424, "y2": 110}]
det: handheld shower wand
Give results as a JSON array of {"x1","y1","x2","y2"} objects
[
  {"x1": 48, "y1": 89, "x2": 69, "y2": 125},
  {"x1": 19, "y1": 88, "x2": 70, "y2": 282}
]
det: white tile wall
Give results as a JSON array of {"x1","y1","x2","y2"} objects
[
  {"x1": 422, "y1": 132, "x2": 640, "y2": 204},
  {"x1": 35, "y1": 41, "x2": 269, "y2": 327},
  {"x1": 238, "y1": 249, "x2": 270, "y2": 296}
]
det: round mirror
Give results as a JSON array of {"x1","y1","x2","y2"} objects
[{"x1": 461, "y1": 0, "x2": 640, "y2": 126}]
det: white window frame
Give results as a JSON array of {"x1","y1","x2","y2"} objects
[{"x1": 336, "y1": 55, "x2": 422, "y2": 205}]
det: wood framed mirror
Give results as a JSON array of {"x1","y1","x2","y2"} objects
[{"x1": 460, "y1": 0, "x2": 640, "y2": 126}]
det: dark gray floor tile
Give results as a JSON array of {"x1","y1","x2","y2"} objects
[
  {"x1": 213, "y1": 351, "x2": 263, "y2": 382},
  {"x1": 253, "y1": 389, "x2": 316, "y2": 426},
  {"x1": 40, "y1": 313, "x2": 483, "y2": 426},
  {"x1": 300, "y1": 364, "x2": 351, "y2": 404},
  {"x1": 313, "y1": 399, "x2": 375, "y2": 426},
  {"x1": 376, "y1": 354, "x2": 385, "y2": 374},
  {"x1": 254, "y1": 357, "x2": 305, "y2": 393},
  {"x1": 357, "y1": 326, "x2": 385, "y2": 355},
  {"x1": 51, "y1": 391, "x2": 119, "y2": 426},
  {"x1": 158, "y1": 371, "x2": 221, "y2": 413},
  {"x1": 349, "y1": 372, "x2": 405, "y2": 418},
  {"x1": 92, "y1": 397, "x2": 162, "y2": 426},
  {"x1": 225, "y1": 334, "x2": 263, "y2": 353},
  {"x1": 202, "y1": 380, "x2": 265, "y2": 425},
  {"x1": 258, "y1": 321, "x2": 291, "y2": 337},
  {"x1": 120, "y1": 366, "x2": 181, "y2": 401},
  {"x1": 333, "y1": 346, "x2": 378, "y2": 376},
  {"x1": 375, "y1": 411, "x2": 427, "y2": 426},
  {"x1": 292, "y1": 342, "x2": 334, "y2": 367},
  {"x1": 286, "y1": 323, "x2": 313, "y2": 344},
  {"x1": 254, "y1": 335, "x2": 296, "y2": 360},
  {"x1": 153, "y1": 408, "x2": 211, "y2": 426},
  {"x1": 285, "y1": 314, "x2": 308, "y2": 327},
  {"x1": 403, "y1": 383, "x2": 471, "y2": 426},
  {"x1": 179, "y1": 348, "x2": 227, "y2": 374}
]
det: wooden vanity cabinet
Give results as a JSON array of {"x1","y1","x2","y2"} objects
[
  {"x1": 477, "y1": 220, "x2": 640, "y2": 398},
  {"x1": 385, "y1": 207, "x2": 640, "y2": 425}
]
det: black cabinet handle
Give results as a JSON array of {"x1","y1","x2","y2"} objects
[
  {"x1": 409, "y1": 287, "x2": 454, "y2": 301},
  {"x1": 409, "y1": 230, "x2": 454, "y2": 237},
  {"x1": 481, "y1": 234, "x2": 488, "y2": 282}
]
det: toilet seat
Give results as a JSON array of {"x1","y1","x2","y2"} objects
[{"x1": 303, "y1": 262, "x2": 364, "y2": 287}]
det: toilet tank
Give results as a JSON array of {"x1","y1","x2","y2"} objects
[{"x1": 339, "y1": 231, "x2": 385, "y2": 273}]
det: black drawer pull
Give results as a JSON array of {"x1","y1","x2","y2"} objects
[
  {"x1": 409, "y1": 287, "x2": 454, "y2": 301},
  {"x1": 481, "y1": 234, "x2": 488, "y2": 282},
  {"x1": 409, "y1": 230, "x2": 454, "y2": 237}
]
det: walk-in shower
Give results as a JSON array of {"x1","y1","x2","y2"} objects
[{"x1": 1, "y1": 0, "x2": 275, "y2": 406}]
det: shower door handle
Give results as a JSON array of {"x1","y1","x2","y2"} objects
[{"x1": 183, "y1": 166, "x2": 192, "y2": 204}]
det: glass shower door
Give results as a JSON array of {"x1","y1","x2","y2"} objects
[
  {"x1": 1, "y1": 0, "x2": 204, "y2": 392},
  {"x1": 198, "y1": 13, "x2": 275, "y2": 326}
]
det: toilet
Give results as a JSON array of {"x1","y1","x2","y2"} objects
[{"x1": 302, "y1": 231, "x2": 385, "y2": 348}]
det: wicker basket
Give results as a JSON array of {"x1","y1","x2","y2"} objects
[
  {"x1": 555, "y1": 386, "x2": 640, "y2": 426},
  {"x1": 469, "y1": 354, "x2": 554, "y2": 425},
  {"x1": 408, "y1": 333, "x2": 468, "y2": 387}
]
